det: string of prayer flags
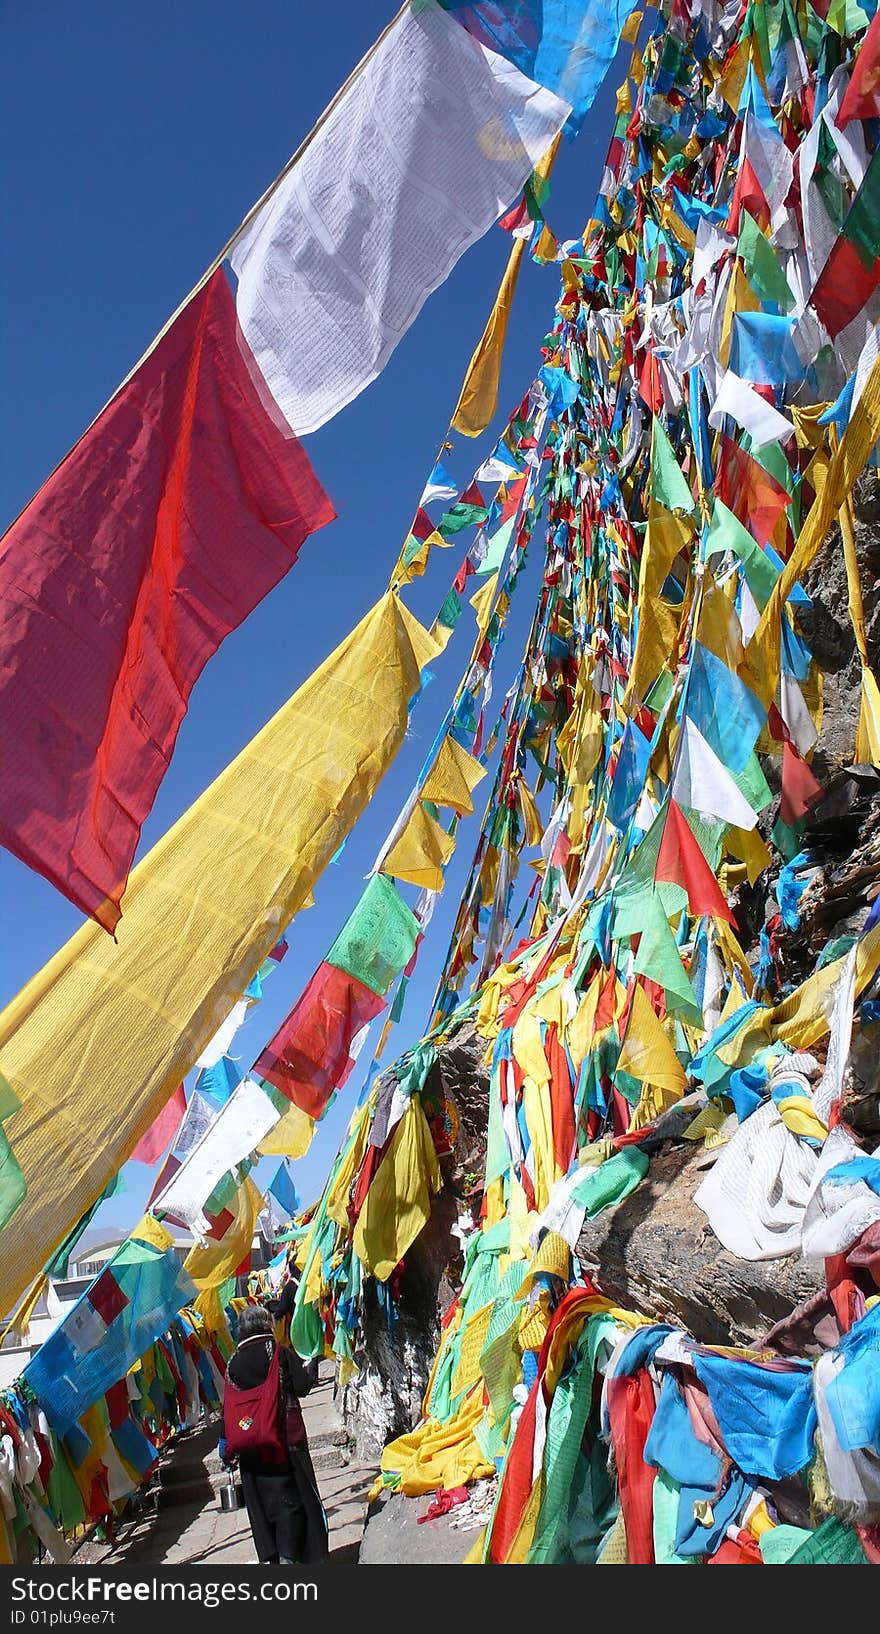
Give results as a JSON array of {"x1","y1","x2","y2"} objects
[{"x1": 255, "y1": 875, "x2": 420, "y2": 1120}]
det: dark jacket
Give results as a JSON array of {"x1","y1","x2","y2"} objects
[{"x1": 225, "y1": 1336, "x2": 327, "y2": 1563}]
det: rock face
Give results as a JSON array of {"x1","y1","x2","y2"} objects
[
  {"x1": 576, "y1": 1139, "x2": 824, "y2": 1347},
  {"x1": 341, "y1": 1025, "x2": 490, "y2": 1460}
]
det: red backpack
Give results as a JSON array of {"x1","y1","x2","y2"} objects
[{"x1": 222, "y1": 1343, "x2": 288, "y2": 1463}]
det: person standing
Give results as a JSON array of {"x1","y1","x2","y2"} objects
[{"x1": 221, "y1": 1304, "x2": 328, "y2": 1565}]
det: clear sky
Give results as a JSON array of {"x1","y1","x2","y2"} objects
[{"x1": 0, "y1": 2, "x2": 622, "y2": 1231}]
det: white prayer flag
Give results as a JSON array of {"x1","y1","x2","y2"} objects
[
  {"x1": 230, "y1": 0, "x2": 570, "y2": 435},
  {"x1": 671, "y1": 716, "x2": 759, "y2": 830}
]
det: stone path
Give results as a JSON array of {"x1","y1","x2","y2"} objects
[{"x1": 89, "y1": 1365, "x2": 377, "y2": 1567}]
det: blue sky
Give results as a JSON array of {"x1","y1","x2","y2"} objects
[{"x1": 0, "y1": 2, "x2": 621, "y2": 1230}]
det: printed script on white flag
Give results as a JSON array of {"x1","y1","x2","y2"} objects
[{"x1": 230, "y1": 0, "x2": 570, "y2": 434}]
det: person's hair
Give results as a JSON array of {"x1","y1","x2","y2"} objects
[{"x1": 237, "y1": 1303, "x2": 273, "y2": 1341}]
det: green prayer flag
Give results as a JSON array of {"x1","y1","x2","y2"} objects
[
  {"x1": 478, "y1": 515, "x2": 515, "y2": 576},
  {"x1": 650, "y1": 417, "x2": 697, "y2": 515},
  {"x1": 706, "y1": 499, "x2": 778, "y2": 608},
  {"x1": 0, "y1": 1125, "x2": 25, "y2": 1233},
  {"x1": 737, "y1": 210, "x2": 794, "y2": 312},
  {"x1": 436, "y1": 588, "x2": 463, "y2": 631},
  {"x1": 327, "y1": 873, "x2": 420, "y2": 996},
  {"x1": 570, "y1": 1147, "x2": 649, "y2": 1216},
  {"x1": 632, "y1": 891, "x2": 704, "y2": 1023},
  {"x1": 438, "y1": 500, "x2": 489, "y2": 538},
  {"x1": 785, "y1": 1516, "x2": 869, "y2": 1565}
]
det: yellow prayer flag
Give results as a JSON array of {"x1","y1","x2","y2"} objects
[
  {"x1": 725, "y1": 823, "x2": 772, "y2": 884},
  {"x1": 422, "y1": 733, "x2": 486, "y2": 816},
  {"x1": 0, "y1": 592, "x2": 440, "y2": 1315},
  {"x1": 748, "y1": 352, "x2": 880, "y2": 705},
  {"x1": 185, "y1": 1178, "x2": 262, "y2": 1296},
  {"x1": 627, "y1": 503, "x2": 693, "y2": 706},
  {"x1": 258, "y1": 1100, "x2": 315, "y2": 1160},
  {"x1": 353, "y1": 1099, "x2": 441, "y2": 1280},
  {"x1": 516, "y1": 776, "x2": 545, "y2": 846},
  {"x1": 383, "y1": 800, "x2": 455, "y2": 891},
  {"x1": 617, "y1": 983, "x2": 687, "y2": 1094},
  {"x1": 470, "y1": 571, "x2": 499, "y2": 632},
  {"x1": 451, "y1": 139, "x2": 560, "y2": 437}
]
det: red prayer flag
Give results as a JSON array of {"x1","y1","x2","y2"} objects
[
  {"x1": 715, "y1": 435, "x2": 790, "y2": 546},
  {"x1": 606, "y1": 1369, "x2": 657, "y2": 1564},
  {"x1": 810, "y1": 231, "x2": 880, "y2": 340},
  {"x1": 87, "y1": 1269, "x2": 130, "y2": 1326},
  {"x1": 655, "y1": 799, "x2": 736, "y2": 924},
  {"x1": 131, "y1": 1084, "x2": 186, "y2": 1165},
  {"x1": 727, "y1": 156, "x2": 770, "y2": 235},
  {"x1": 459, "y1": 479, "x2": 486, "y2": 509},
  {"x1": 254, "y1": 960, "x2": 385, "y2": 1120},
  {"x1": 500, "y1": 195, "x2": 530, "y2": 233},
  {"x1": 837, "y1": 10, "x2": 880, "y2": 128},
  {"x1": 545, "y1": 1023, "x2": 576, "y2": 1174},
  {"x1": 0, "y1": 268, "x2": 335, "y2": 931},
  {"x1": 780, "y1": 739, "x2": 822, "y2": 826}
]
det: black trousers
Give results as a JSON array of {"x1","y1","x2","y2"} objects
[{"x1": 240, "y1": 1466, "x2": 307, "y2": 1563}]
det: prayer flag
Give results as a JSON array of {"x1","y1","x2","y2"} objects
[{"x1": 0, "y1": 270, "x2": 334, "y2": 931}]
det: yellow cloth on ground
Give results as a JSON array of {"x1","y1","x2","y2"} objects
[
  {"x1": 380, "y1": 1386, "x2": 494, "y2": 1496},
  {"x1": 0, "y1": 592, "x2": 439, "y2": 1314},
  {"x1": 353, "y1": 1099, "x2": 441, "y2": 1280},
  {"x1": 776, "y1": 1097, "x2": 828, "y2": 1142}
]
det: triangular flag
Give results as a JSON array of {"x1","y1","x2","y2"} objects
[
  {"x1": 420, "y1": 461, "x2": 458, "y2": 505},
  {"x1": 268, "y1": 1162, "x2": 300, "y2": 1218},
  {"x1": 616, "y1": 983, "x2": 687, "y2": 1093},
  {"x1": 422, "y1": 735, "x2": 486, "y2": 816},
  {"x1": 383, "y1": 802, "x2": 455, "y2": 891},
  {"x1": 655, "y1": 800, "x2": 736, "y2": 924},
  {"x1": 470, "y1": 572, "x2": 499, "y2": 632},
  {"x1": 632, "y1": 892, "x2": 703, "y2": 1025},
  {"x1": 649, "y1": 416, "x2": 697, "y2": 514}
]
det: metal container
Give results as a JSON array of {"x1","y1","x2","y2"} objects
[{"x1": 219, "y1": 1470, "x2": 245, "y2": 1512}]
